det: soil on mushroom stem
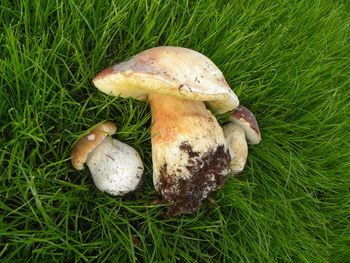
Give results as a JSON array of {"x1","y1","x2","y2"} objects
[{"x1": 158, "y1": 142, "x2": 231, "y2": 217}]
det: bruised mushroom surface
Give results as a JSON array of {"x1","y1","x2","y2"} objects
[
  {"x1": 93, "y1": 46, "x2": 239, "y2": 216},
  {"x1": 71, "y1": 122, "x2": 144, "y2": 196}
]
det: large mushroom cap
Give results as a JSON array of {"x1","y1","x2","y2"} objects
[
  {"x1": 71, "y1": 122, "x2": 117, "y2": 170},
  {"x1": 93, "y1": 46, "x2": 239, "y2": 113}
]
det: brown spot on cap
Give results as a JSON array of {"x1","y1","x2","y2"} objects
[
  {"x1": 92, "y1": 66, "x2": 115, "y2": 82},
  {"x1": 71, "y1": 122, "x2": 117, "y2": 170}
]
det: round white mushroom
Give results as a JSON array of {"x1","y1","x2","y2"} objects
[{"x1": 71, "y1": 122, "x2": 144, "y2": 196}]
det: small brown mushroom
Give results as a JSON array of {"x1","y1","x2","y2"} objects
[
  {"x1": 71, "y1": 122, "x2": 144, "y2": 196},
  {"x1": 92, "y1": 46, "x2": 239, "y2": 216},
  {"x1": 223, "y1": 106, "x2": 261, "y2": 174}
]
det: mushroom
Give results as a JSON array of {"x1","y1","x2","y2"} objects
[
  {"x1": 92, "y1": 46, "x2": 239, "y2": 216},
  {"x1": 223, "y1": 105, "x2": 261, "y2": 174},
  {"x1": 71, "y1": 121, "x2": 144, "y2": 196}
]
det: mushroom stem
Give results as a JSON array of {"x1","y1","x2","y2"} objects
[
  {"x1": 148, "y1": 93, "x2": 231, "y2": 216},
  {"x1": 223, "y1": 122, "x2": 248, "y2": 174}
]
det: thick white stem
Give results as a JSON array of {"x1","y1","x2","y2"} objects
[{"x1": 148, "y1": 93, "x2": 231, "y2": 216}]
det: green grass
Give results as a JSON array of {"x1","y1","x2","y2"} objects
[{"x1": 1, "y1": 0, "x2": 349, "y2": 262}]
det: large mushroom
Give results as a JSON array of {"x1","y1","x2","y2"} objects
[
  {"x1": 92, "y1": 46, "x2": 239, "y2": 216},
  {"x1": 71, "y1": 122, "x2": 144, "y2": 196}
]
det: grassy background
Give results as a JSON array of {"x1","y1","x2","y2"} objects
[{"x1": 1, "y1": 0, "x2": 349, "y2": 262}]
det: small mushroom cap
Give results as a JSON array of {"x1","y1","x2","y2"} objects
[
  {"x1": 93, "y1": 46, "x2": 239, "y2": 113},
  {"x1": 71, "y1": 122, "x2": 117, "y2": 170},
  {"x1": 229, "y1": 105, "x2": 261, "y2": 145}
]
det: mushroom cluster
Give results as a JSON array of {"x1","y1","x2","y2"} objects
[{"x1": 91, "y1": 46, "x2": 261, "y2": 216}]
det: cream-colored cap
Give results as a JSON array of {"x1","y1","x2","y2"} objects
[
  {"x1": 71, "y1": 122, "x2": 117, "y2": 170},
  {"x1": 92, "y1": 46, "x2": 239, "y2": 113}
]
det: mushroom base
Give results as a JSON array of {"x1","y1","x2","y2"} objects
[{"x1": 157, "y1": 144, "x2": 230, "y2": 217}]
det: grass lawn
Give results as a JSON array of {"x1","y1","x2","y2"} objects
[{"x1": 1, "y1": 0, "x2": 349, "y2": 262}]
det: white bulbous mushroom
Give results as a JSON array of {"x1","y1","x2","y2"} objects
[
  {"x1": 71, "y1": 122, "x2": 144, "y2": 196},
  {"x1": 92, "y1": 46, "x2": 239, "y2": 216},
  {"x1": 223, "y1": 106, "x2": 261, "y2": 174}
]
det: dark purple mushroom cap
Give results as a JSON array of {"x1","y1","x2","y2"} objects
[{"x1": 229, "y1": 105, "x2": 261, "y2": 145}]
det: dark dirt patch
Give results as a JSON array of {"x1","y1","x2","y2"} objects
[
  {"x1": 179, "y1": 142, "x2": 200, "y2": 158},
  {"x1": 158, "y1": 143, "x2": 231, "y2": 217}
]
